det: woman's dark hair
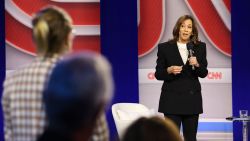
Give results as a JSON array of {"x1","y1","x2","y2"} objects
[{"x1": 171, "y1": 15, "x2": 199, "y2": 44}]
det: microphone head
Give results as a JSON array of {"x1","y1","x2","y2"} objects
[{"x1": 187, "y1": 41, "x2": 194, "y2": 50}]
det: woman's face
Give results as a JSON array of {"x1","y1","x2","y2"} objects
[{"x1": 178, "y1": 19, "x2": 193, "y2": 43}]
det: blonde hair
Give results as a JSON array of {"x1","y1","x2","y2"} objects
[{"x1": 32, "y1": 6, "x2": 73, "y2": 57}]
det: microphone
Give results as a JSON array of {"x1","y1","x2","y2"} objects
[{"x1": 187, "y1": 42, "x2": 195, "y2": 70}]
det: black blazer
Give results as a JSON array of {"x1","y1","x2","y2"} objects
[{"x1": 155, "y1": 41, "x2": 208, "y2": 115}]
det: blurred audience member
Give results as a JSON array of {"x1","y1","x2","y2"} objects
[
  {"x1": 2, "y1": 6, "x2": 110, "y2": 141},
  {"x1": 37, "y1": 52, "x2": 113, "y2": 141},
  {"x1": 122, "y1": 116, "x2": 182, "y2": 141}
]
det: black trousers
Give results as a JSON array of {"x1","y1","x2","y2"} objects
[{"x1": 165, "y1": 114, "x2": 199, "y2": 141}]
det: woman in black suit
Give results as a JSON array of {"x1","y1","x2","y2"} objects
[{"x1": 155, "y1": 15, "x2": 208, "y2": 141}]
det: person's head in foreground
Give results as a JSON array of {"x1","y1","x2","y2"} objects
[
  {"x1": 32, "y1": 5, "x2": 73, "y2": 57},
  {"x1": 39, "y1": 52, "x2": 113, "y2": 141},
  {"x1": 122, "y1": 116, "x2": 182, "y2": 141}
]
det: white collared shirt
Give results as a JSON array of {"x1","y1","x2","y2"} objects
[{"x1": 177, "y1": 42, "x2": 188, "y2": 64}]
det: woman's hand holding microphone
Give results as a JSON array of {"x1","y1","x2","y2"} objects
[{"x1": 189, "y1": 57, "x2": 199, "y2": 68}]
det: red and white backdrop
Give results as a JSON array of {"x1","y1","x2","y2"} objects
[
  {"x1": 5, "y1": 0, "x2": 232, "y2": 140},
  {"x1": 5, "y1": 0, "x2": 100, "y2": 71},
  {"x1": 138, "y1": 0, "x2": 232, "y2": 140}
]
